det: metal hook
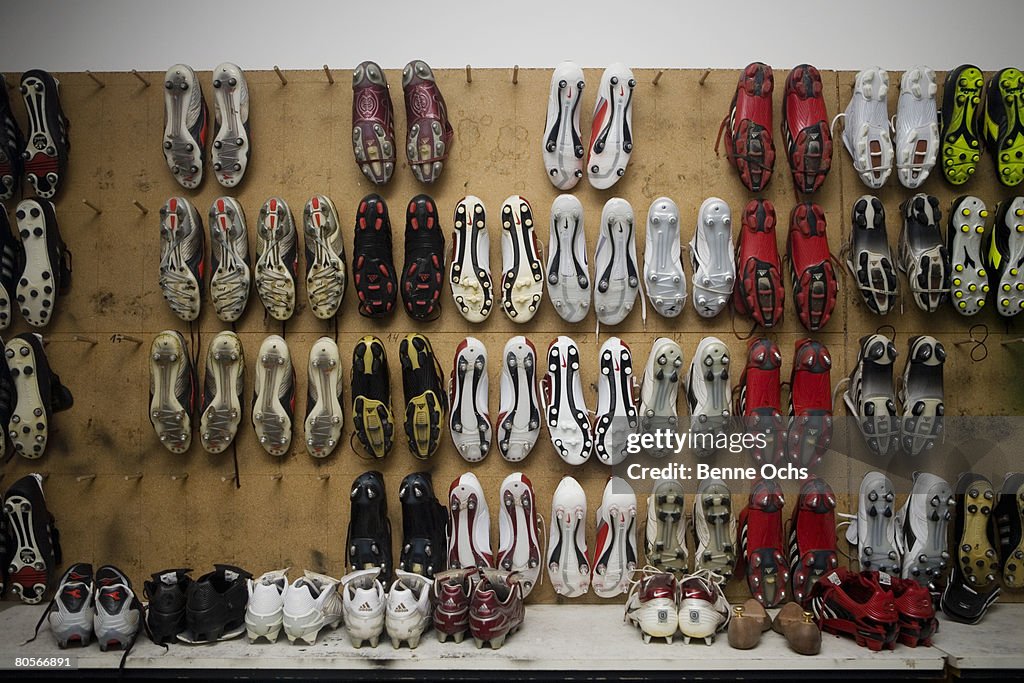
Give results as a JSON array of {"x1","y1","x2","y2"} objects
[
  {"x1": 170, "y1": 473, "x2": 189, "y2": 481},
  {"x1": 699, "y1": 69, "x2": 710, "y2": 86},
  {"x1": 653, "y1": 70, "x2": 665, "y2": 86},
  {"x1": 85, "y1": 70, "x2": 105, "y2": 88},
  {"x1": 465, "y1": 64, "x2": 472, "y2": 84},
  {"x1": 71, "y1": 335, "x2": 99, "y2": 346},
  {"x1": 271, "y1": 473, "x2": 283, "y2": 481},
  {"x1": 273, "y1": 66, "x2": 288, "y2": 86},
  {"x1": 124, "y1": 472, "x2": 143, "y2": 481},
  {"x1": 82, "y1": 199, "x2": 102, "y2": 215},
  {"x1": 222, "y1": 474, "x2": 238, "y2": 483},
  {"x1": 1000, "y1": 337, "x2": 1024, "y2": 346},
  {"x1": 131, "y1": 69, "x2": 150, "y2": 87},
  {"x1": 322, "y1": 64, "x2": 334, "y2": 85},
  {"x1": 132, "y1": 200, "x2": 149, "y2": 215},
  {"x1": 317, "y1": 473, "x2": 331, "y2": 481},
  {"x1": 111, "y1": 333, "x2": 143, "y2": 345},
  {"x1": 512, "y1": 65, "x2": 519, "y2": 85},
  {"x1": 76, "y1": 474, "x2": 97, "y2": 482}
]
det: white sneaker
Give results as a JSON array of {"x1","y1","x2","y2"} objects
[
  {"x1": 303, "y1": 194, "x2": 346, "y2": 320},
  {"x1": 449, "y1": 196, "x2": 493, "y2": 323},
  {"x1": 677, "y1": 570, "x2": 730, "y2": 645},
  {"x1": 898, "y1": 193, "x2": 949, "y2": 313},
  {"x1": 162, "y1": 64, "x2": 205, "y2": 189},
  {"x1": 690, "y1": 198, "x2": 735, "y2": 318},
  {"x1": 841, "y1": 67, "x2": 894, "y2": 189},
  {"x1": 245, "y1": 568, "x2": 288, "y2": 643},
  {"x1": 448, "y1": 472, "x2": 494, "y2": 569},
  {"x1": 547, "y1": 476, "x2": 590, "y2": 598},
  {"x1": 591, "y1": 476, "x2": 638, "y2": 598},
  {"x1": 158, "y1": 196, "x2": 203, "y2": 322},
  {"x1": 645, "y1": 479, "x2": 688, "y2": 575},
  {"x1": 448, "y1": 336, "x2": 490, "y2": 462},
  {"x1": 497, "y1": 473, "x2": 542, "y2": 596},
  {"x1": 340, "y1": 567, "x2": 386, "y2": 648},
  {"x1": 639, "y1": 338, "x2": 684, "y2": 454},
  {"x1": 497, "y1": 336, "x2": 541, "y2": 462},
  {"x1": 895, "y1": 66, "x2": 939, "y2": 189},
  {"x1": 199, "y1": 331, "x2": 244, "y2": 454},
  {"x1": 644, "y1": 197, "x2": 686, "y2": 317},
  {"x1": 542, "y1": 61, "x2": 586, "y2": 190},
  {"x1": 625, "y1": 570, "x2": 679, "y2": 643},
  {"x1": 282, "y1": 571, "x2": 343, "y2": 645},
  {"x1": 594, "y1": 336, "x2": 638, "y2": 466},
  {"x1": 587, "y1": 63, "x2": 635, "y2": 190},
  {"x1": 542, "y1": 335, "x2": 593, "y2": 466},
  {"x1": 386, "y1": 570, "x2": 434, "y2": 649},
  {"x1": 252, "y1": 334, "x2": 293, "y2": 456},
  {"x1": 693, "y1": 478, "x2": 737, "y2": 578},
  {"x1": 895, "y1": 472, "x2": 953, "y2": 585},
  {"x1": 546, "y1": 194, "x2": 591, "y2": 323},
  {"x1": 844, "y1": 471, "x2": 901, "y2": 574},
  {"x1": 304, "y1": 337, "x2": 343, "y2": 458},
  {"x1": 500, "y1": 195, "x2": 544, "y2": 322},
  {"x1": 949, "y1": 196, "x2": 990, "y2": 316},
  {"x1": 685, "y1": 337, "x2": 731, "y2": 456},
  {"x1": 594, "y1": 197, "x2": 641, "y2": 325},
  {"x1": 255, "y1": 197, "x2": 298, "y2": 321},
  {"x1": 210, "y1": 62, "x2": 250, "y2": 187},
  {"x1": 208, "y1": 196, "x2": 251, "y2": 323}
]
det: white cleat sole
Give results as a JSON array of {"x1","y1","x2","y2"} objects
[
  {"x1": 253, "y1": 335, "x2": 292, "y2": 456},
  {"x1": 500, "y1": 195, "x2": 544, "y2": 322},
  {"x1": 690, "y1": 198, "x2": 735, "y2": 318},
  {"x1": 449, "y1": 337, "x2": 491, "y2": 462},
  {"x1": 542, "y1": 61, "x2": 586, "y2": 190},
  {"x1": 547, "y1": 194, "x2": 590, "y2": 323},
  {"x1": 497, "y1": 336, "x2": 540, "y2": 462},
  {"x1": 211, "y1": 62, "x2": 250, "y2": 187},
  {"x1": 594, "y1": 198, "x2": 640, "y2": 325},
  {"x1": 450, "y1": 196, "x2": 493, "y2": 323},
  {"x1": 644, "y1": 197, "x2": 686, "y2": 317},
  {"x1": 588, "y1": 63, "x2": 635, "y2": 190}
]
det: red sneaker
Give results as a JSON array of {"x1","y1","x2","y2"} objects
[
  {"x1": 789, "y1": 476, "x2": 839, "y2": 605},
  {"x1": 735, "y1": 338, "x2": 785, "y2": 467},
  {"x1": 717, "y1": 62, "x2": 776, "y2": 192},
  {"x1": 738, "y1": 479, "x2": 789, "y2": 607},
  {"x1": 432, "y1": 567, "x2": 476, "y2": 643},
  {"x1": 787, "y1": 339, "x2": 833, "y2": 470},
  {"x1": 468, "y1": 569, "x2": 525, "y2": 649},
  {"x1": 787, "y1": 203, "x2": 838, "y2": 332},
  {"x1": 782, "y1": 64, "x2": 832, "y2": 193},
  {"x1": 892, "y1": 576, "x2": 938, "y2": 647},
  {"x1": 733, "y1": 199, "x2": 785, "y2": 328},
  {"x1": 810, "y1": 568, "x2": 899, "y2": 651}
]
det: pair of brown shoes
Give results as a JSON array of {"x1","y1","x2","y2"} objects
[{"x1": 727, "y1": 600, "x2": 821, "y2": 655}]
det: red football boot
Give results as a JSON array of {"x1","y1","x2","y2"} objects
[
  {"x1": 782, "y1": 64, "x2": 832, "y2": 194},
  {"x1": 787, "y1": 339, "x2": 833, "y2": 470},
  {"x1": 468, "y1": 569, "x2": 525, "y2": 650},
  {"x1": 717, "y1": 62, "x2": 776, "y2": 192},
  {"x1": 810, "y1": 568, "x2": 899, "y2": 651},
  {"x1": 892, "y1": 576, "x2": 938, "y2": 647},
  {"x1": 351, "y1": 60, "x2": 396, "y2": 185},
  {"x1": 432, "y1": 567, "x2": 477, "y2": 643},
  {"x1": 738, "y1": 479, "x2": 789, "y2": 607},
  {"x1": 789, "y1": 476, "x2": 839, "y2": 605},
  {"x1": 787, "y1": 203, "x2": 839, "y2": 332},
  {"x1": 733, "y1": 199, "x2": 785, "y2": 328},
  {"x1": 735, "y1": 338, "x2": 785, "y2": 467},
  {"x1": 403, "y1": 60, "x2": 454, "y2": 184}
]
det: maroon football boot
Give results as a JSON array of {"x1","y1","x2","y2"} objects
[
  {"x1": 351, "y1": 61, "x2": 396, "y2": 185},
  {"x1": 787, "y1": 203, "x2": 839, "y2": 332},
  {"x1": 789, "y1": 476, "x2": 839, "y2": 605},
  {"x1": 401, "y1": 194, "x2": 445, "y2": 321},
  {"x1": 782, "y1": 64, "x2": 832, "y2": 194},
  {"x1": 735, "y1": 338, "x2": 785, "y2": 467},
  {"x1": 892, "y1": 576, "x2": 938, "y2": 647},
  {"x1": 468, "y1": 569, "x2": 525, "y2": 650},
  {"x1": 733, "y1": 199, "x2": 785, "y2": 328},
  {"x1": 738, "y1": 479, "x2": 789, "y2": 607},
  {"x1": 717, "y1": 62, "x2": 776, "y2": 192},
  {"x1": 403, "y1": 60, "x2": 454, "y2": 184},
  {"x1": 810, "y1": 568, "x2": 899, "y2": 651},
  {"x1": 432, "y1": 567, "x2": 477, "y2": 643},
  {"x1": 352, "y1": 194, "x2": 398, "y2": 318},
  {"x1": 787, "y1": 339, "x2": 833, "y2": 470}
]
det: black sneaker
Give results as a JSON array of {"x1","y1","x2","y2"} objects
[
  {"x1": 995, "y1": 472, "x2": 1024, "y2": 589},
  {"x1": 0, "y1": 74, "x2": 24, "y2": 201},
  {"x1": 162, "y1": 64, "x2": 207, "y2": 190},
  {"x1": 93, "y1": 565, "x2": 143, "y2": 652},
  {"x1": 14, "y1": 198, "x2": 70, "y2": 328},
  {"x1": 0, "y1": 207, "x2": 21, "y2": 330},
  {"x1": 144, "y1": 568, "x2": 193, "y2": 644},
  {"x1": 347, "y1": 471, "x2": 393, "y2": 580},
  {"x1": 401, "y1": 194, "x2": 445, "y2": 321},
  {"x1": 2, "y1": 472, "x2": 60, "y2": 604},
  {"x1": 353, "y1": 193, "x2": 398, "y2": 318},
  {"x1": 6, "y1": 333, "x2": 72, "y2": 459},
  {"x1": 20, "y1": 70, "x2": 69, "y2": 199},
  {"x1": 399, "y1": 333, "x2": 446, "y2": 459},
  {"x1": 351, "y1": 335, "x2": 395, "y2": 459},
  {"x1": 941, "y1": 473, "x2": 1000, "y2": 624},
  {"x1": 182, "y1": 564, "x2": 251, "y2": 643},
  {"x1": 398, "y1": 472, "x2": 448, "y2": 578}
]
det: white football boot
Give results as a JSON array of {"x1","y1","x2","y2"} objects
[
  {"x1": 685, "y1": 337, "x2": 731, "y2": 457},
  {"x1": 252, "y1": 334, "x2": 293, "y2": 457},
  {"x1": 500, "y1": 195, "x2": 544, "y2": 322},
  {"x1": 303, "y1": 194, "x2": 346, "y2": 320},
  {"x1": 149, "y1": 330, "x2": 193, "y2": 454},
  {"x1": 895, "y1": 472, "x2": 953, "y2": 586},
  {"x1": 894, "y1": 66, "x2": 939, "y2": 189},
  {"x1": 162, "y1": 64, "x2": 205, "y2": 189},
  {"x1": 693, "y1": 478, "x2": 737, "y2": 578},
  {"x1": 841, "y1": 67, "x2": 894, "y2": 189},
  {"x1": 158, "y1": 196, "x2": 204, "y2": 322},
  {"x1": 448, "y1": 336, "x2": 491, "y2": 462},
  {"x1": 898, "y1": 193, "x2": 949, "y2": 313},
  {"x1": 677, "y1": 570, "x2": 730, "y2": 645},
  {"x1": 255, "y1": 197, "x2": 298, "y2": 321},
  {"x1": 548, "y1": 476, "x2": 590, "y2": 598},
  {"x1": 449, "y1": 196, "x2": 493, "y2": 323},
  {"x1": 448, "y1": 472, "x2": 494, "y2": 569},
  {"x1": 542, "y1": 335, "x2": 593, "y2": 466},
  {"x1": 843, "y1": 471, "x2": 902, "y2": 575},
  {"x1": 645, "y1": 479, "x2": 688, "y2": 575},
  {"x1": 199, "y1": 330, "x2": 245, "y2": 454},
  {"x1": 587, "y1": 63, "x2": 635, "y2": 189},
  {"x1": 386, "y1": 570, "x2": 434, "y2": 649},
  {"x1": 304, "y1": 337, "x2": 343, "y2": 458},
  {"x1": 547, "y1": 194, "x2": 591, "y2": 323},
  {"x1": 644, "y1": 197, "x2": 686, "y2": 317},
  {"x1": 639, "y1": 337, "x2": 684, "y2": 456},
  {"x1": 245, "y1": 568, "x2": 288, "y2": 643},
  {"x1": 210, "y1": 62, "x2": 250, "y2": 187},
  {"x1": 594, "y1": 336, "x2": 638, "y2": 466},
  {"x1": 340, "y1": 567, "x2": 386, "y2": 648},
  {"x1": 542, "y1": 61, "x2": 586, "y2": 190},
  {"x1": 497, "y1": 473, "x2": 543, "y2": 596},
  {"x1": 497, "y1": 336, "x2": 541, "y2": 462},
  {"x1": 949, "y1": 196, "x2": 989, "y2": 316},
  {"x1": 898, "y1": 335, "x2": 946, "y2": 456},
  {"x1": 208, "y1": 196, "x2": 251, "y2": 323},
  {"x1": 624, "y1": 569, "x2": 679, "y2": 643},
  {"x1": 594, "y1": 197, "x2": 642, "y2": 326},
  {"x1": 690, "y1": 197, "x2": 735, "y2": 318},
  {"x1": 591, "y1": 476, "x2": 638, "y2": 598},
  {"x1": 282, "y1": 571, "x2": 343, "y2": 645}
]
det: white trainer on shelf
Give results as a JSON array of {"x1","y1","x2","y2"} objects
[
  {"x1": 282, "y1": 570, "x2": 343, "y2": 645},
  {"x1": 245, "y1": 568, "x2": 289, "y2": 643},
  {"x1": 542, "y1": 61, "x2": 586, "y2": 190},
  {"x1": 340, "y1": 567, "x2": 386, "y2": 648},
  {"x1": 385, "y1": 570, "x2": 434, "y2": 649}
]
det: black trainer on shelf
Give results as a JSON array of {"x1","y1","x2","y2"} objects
[
  {"x1": 14, "y1": 198, "x2": 71, "y2": 328},
  {"x1": 182, "y1": 564, "x2": 251, "y2": 643},
  {"x1": 351, "y1": 335, "x2": 395, "y2": 460},
  {"x1": 399, "y1": 472, "x2": 449, "y2": 578},
  {"x1": 353, "y1": 193, "x2": 398, "y2": 318},
  {"x1": 401, "y1": 193, "x2": 445, "y2": 321},
  {"x1": 2, "y1": 472, "x2": 61, "y2": 604},
  {"x1": 144, "y1": 568, "x2": 193, "y2": 644},
  {"x1": 0, "y1": 74, "x2": 25, "y2": 201},
  {"x1": 6, "y1": 332, "x2": 73, "y2": 459},
  {"x1": 20, "y1": 70, "x2": 70, "y2": 199},
  {"x1": 347, "y1": 471, "x2": 393, "y2": 580}
]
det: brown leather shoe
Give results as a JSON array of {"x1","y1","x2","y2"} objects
[
  {"x1": 402, "y1": 60, "x2": 453, "y2": 184},
  {"x1": 772, "y1": 601, "x2": 821, "y2": 655},
  {"x1": 727, "y1": 599, "x2": 769, "y2": 649}
]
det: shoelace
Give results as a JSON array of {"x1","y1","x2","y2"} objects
[
  {"x1": 211, "y1": 246, "x2": 248, "y2": 316},
  {"x1": 159, "y1": 264, "x2": 198, "y2": 317}
]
